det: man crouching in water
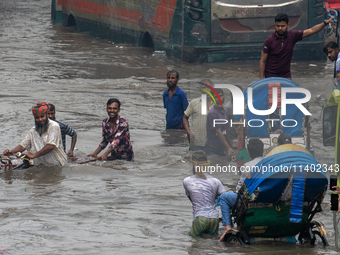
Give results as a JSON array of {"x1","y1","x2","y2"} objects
[
  {"x1": 3, "y1": 102, "x2": 67, "y2": 166},
  {"x1": 183, "y1": 150, "x2": 225, "y2": 237}
]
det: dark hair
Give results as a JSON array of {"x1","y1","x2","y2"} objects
[
  {"x1": 323, "y1": 41, "x2": 339, "y2": 54},
  {"x1": 214, "y1": 88, "x2": 224, "y2": 95},
  {"x1": 247, "y1": 139, "x2": 264, "y2": 159},
  {"x1": 107, "y1": 98, "x2": 121, "y2": 108},
  {"x1": 275, "y1": 13, "x2": 289, "y2": 24},
  {"x1": 48, "y1": 103, "x2": 55, "y2": 111},
  {"x1": 278, "y1": 133, "x2": 292, "y2": 145},
  {"x1": 167, "y1": 70, "x2": 179, "y2": 79}
]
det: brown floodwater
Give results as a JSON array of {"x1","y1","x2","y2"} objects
[{"x1": 0, "y1": 0, "x2": 338, "y2": 254}]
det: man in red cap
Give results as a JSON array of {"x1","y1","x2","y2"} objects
[{"x1": 3, "y1": 102, "x2": 67, "y2": 166}]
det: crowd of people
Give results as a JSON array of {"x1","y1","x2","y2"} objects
[
  {"x1": 3, "y1": 98, "x2": 134, "y2": 165},
  {"x1": 1, "y1": 12, "x2": 339, "y2": 242}
]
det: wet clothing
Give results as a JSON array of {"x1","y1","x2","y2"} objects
[
  {"x1": 220, "y1": 191, "x2": 239, "y2": 226},
  {"x1": 98, "y1": 116, "x2": 134, "y2": 161},
  {"x1": 163, "y1": 86, "x2": 188, "y2": 129},
  {"x1": 183, "y1": 173, "x2": 225, "y2": 221},
  {"x1": 262, "y1": 30, "x2": 303, "y2": 78},
  {"x1": 184, "y1": 173, "x2": 225, "y2": 237},
  {"x1": 204, "y1": 106, "x2": 228, "y2": 156},
  {"x1": 20, "y1": 119, "x2": 67, "y2": 166},
  {"x1": 55, "y1": 120, "x2": 77, "y2": 152},
  {"x1": 184, "y1": 97, "x2": 213, "y2": 147},
  {"x1": 189, "y1": 216, "x2": 219, "y2": 237}
]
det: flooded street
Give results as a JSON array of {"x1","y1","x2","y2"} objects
[{"x1": 0, "y1": 0, "x2": 339, "y2": 254}]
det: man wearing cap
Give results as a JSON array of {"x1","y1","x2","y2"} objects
[{"x1": 3, "y1": 102, "x2": 67, "y2": 166}]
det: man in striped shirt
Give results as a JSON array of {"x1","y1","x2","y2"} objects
[{"x1": 47, "y1": 104, "x2": 77, "y2": 157}]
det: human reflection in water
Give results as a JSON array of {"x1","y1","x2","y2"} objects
[{"x1": 1, "y1": 165, "x2": 64, "y2": 185}]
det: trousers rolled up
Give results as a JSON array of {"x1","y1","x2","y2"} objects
[{"x1": 220, "y1": 191, "x2": 239, "y2": 226}]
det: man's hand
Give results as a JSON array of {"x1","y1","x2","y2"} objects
[
  {"x1": 187, "y1": 132, "x2": 195, "y2": 143},
  {"x1": 24, "y1": 151, "x2": 35, "y2": 159},
  {"x1": 226, "y1": 148, "x2": 235, "y2": 158},
  {"x1": 67, "y1": 150, "x2": 74, "y2": 157},
  {"x1": 3, "y1": 149, "x2": 12, "y2": 156},
  {"x1": 97, "y1": 154, "x2": 107, "y2": 161},
  {"x1": 332, "y1": 186, "x2": 340, "y2": 194},
  {"x1": 326, "y1": 15, "x2": 335, "y2": 25}
]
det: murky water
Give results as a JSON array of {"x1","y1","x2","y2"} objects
[{"x1": 0, "y1": 0, "x2": 339, "y2": 254}]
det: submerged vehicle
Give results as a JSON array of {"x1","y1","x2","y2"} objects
[
  {"x1": 51, "y1": 0, "x2": 326, "y2": 62},
  {"x1": 322, "y1": 89, "x2": 340, "y2": 251},
  {"x1": 223, "y1": 143, "x2": 329, "y2": 246}
]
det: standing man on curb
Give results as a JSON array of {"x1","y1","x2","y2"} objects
[
  {"x1": 163, "y1": 70, "x2": 189, "y2": 129},
  {"x1": 47, "y1": 104, "x2": 77, "y2": 157},
  {"x1": 259, "y1": 13, "x2": 334, "y2": 79}
]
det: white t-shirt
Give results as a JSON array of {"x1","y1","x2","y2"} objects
[
  {"x1": 20, "y1": 120, "x2": 67, "y2": 166},
  {"x1": 183, "y1": 174, "x2": 225, "y2": 221},
  {"x1": 336, "y1": 52, "x2": 340, "y2": 73}
]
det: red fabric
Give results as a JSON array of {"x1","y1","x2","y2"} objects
[{"x1": 32, "y1": 102, "x2": 49, "y2": 117}]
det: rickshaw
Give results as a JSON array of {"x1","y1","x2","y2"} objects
[
  {"x1": 223, "y1": 78, "x2": 329, "y2": 246},
  {"x1": 223, "y1": 143, "x2": 329, "y2": 246},
  {"x1": 235, "y1": 77, "x2": 312, "y2": 164}
]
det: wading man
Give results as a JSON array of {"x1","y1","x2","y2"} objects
[
  {"x1": 88, "y1": 98, "x2": 134, "y2": 161},
  {"x1": 204, "y1": 89, "x2": 234, "y2": 157},
  {"x1": 163, "y1": 70, "x2": 188, "y2": 129},
  {"x1": 259, "y1": 13, "x2": 334, "y2": 79},
  {"x1": 47, "y1": 104, "x2": 77, "y2": 157},
  {"x1": 3, "y1": 102, "x2": 67, "y2": 166},
  {"x1": 182, "y1": 79, "x2": 213, "y2": 151},
  {"x1": 183, "y1": 150, "x2": 225, "y2": 238}
]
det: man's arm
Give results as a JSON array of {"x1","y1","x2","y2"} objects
[
  {"x1": 259, "y1": 51, "x2": 268, "y2": 79},
  {"x1": 3, "y1": 145, "x2": 25, "y2": 156},
  {"x1": 24, "y1": 144, "x2": 55, "y2": 159},
  {"x1": 68, "y1": 136, "x2": 77, "y2": 157},
  {"x1": 182, "y1": 114, "x2": 192, "y2": 142},
  {"x1": 303, "y1": 16, "x2": 334, "y2": 38},
  {"x1": 216, "y1": 128, "x2": 234, "y2": 157},
  {"x1": 61, "y1": 123, "x2": 78, "y2": 157}
]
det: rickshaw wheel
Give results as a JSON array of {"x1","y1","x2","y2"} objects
[
  {"x1": 311, "y1": 230, "x2": 329, "y2": 247},
  {"x1": 225, "y1": 234, "x2": 245, "y2": 247}
]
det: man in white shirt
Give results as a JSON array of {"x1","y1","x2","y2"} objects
[
  {"x1": 183, "y1": 150, "x2": 225, "y2": 237},
  {"x1": 3, "y1": 102, "x2": 67, "y2": 166}
]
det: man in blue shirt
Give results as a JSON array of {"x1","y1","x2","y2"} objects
[
  {"x1": 163, "y1": 70, "x2": 188, "y2": 129},
  {"x1": 47, "y1": 104, "x2": 77, "y2": 157}
]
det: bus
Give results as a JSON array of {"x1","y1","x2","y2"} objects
[{"x1": 51, "y1": 0, "x2": 326, "y2": 62}]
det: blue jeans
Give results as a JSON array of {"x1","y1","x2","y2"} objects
[{"x1": 220, "y1": 191, "x2": 239, "y2": 226}]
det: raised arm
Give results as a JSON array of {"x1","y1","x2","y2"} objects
[{"x1": 303, "y1": 16, "x2": 334, "y2": 38}]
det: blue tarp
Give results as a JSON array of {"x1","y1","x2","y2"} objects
[{"x1": 244, "y1": 150, "x2": 327, "y2": 223}]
